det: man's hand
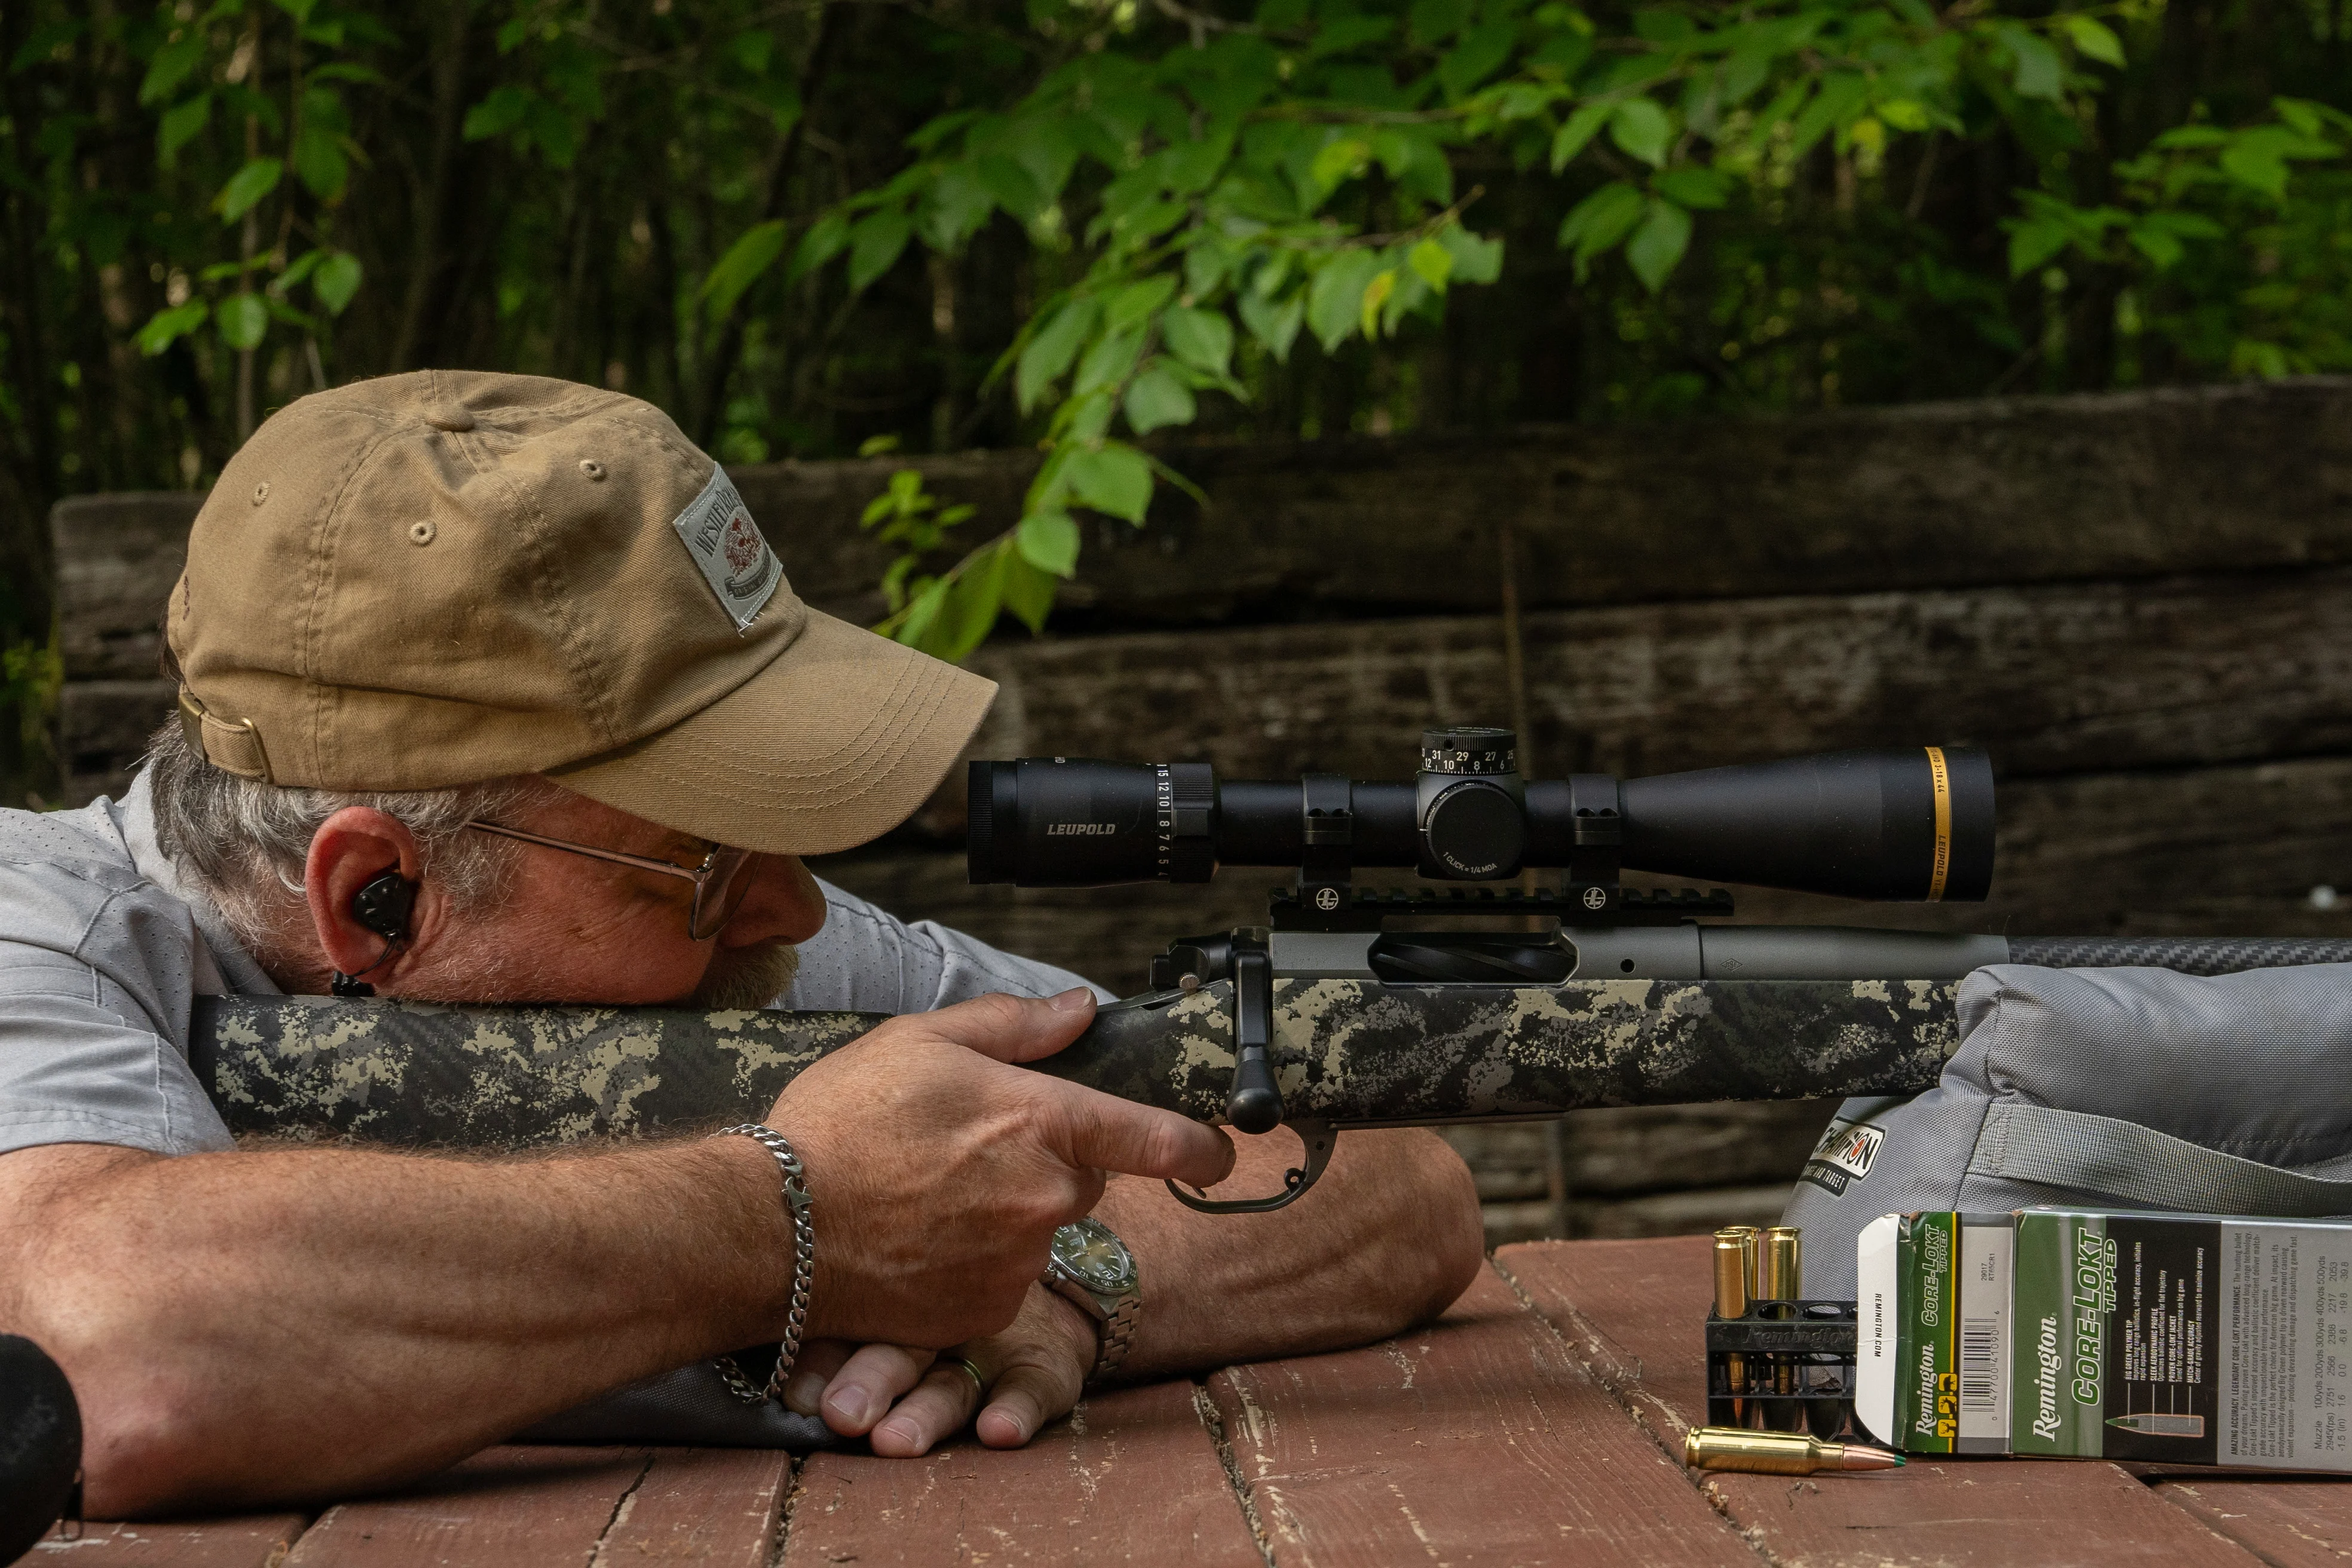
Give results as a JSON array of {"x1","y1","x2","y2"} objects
[
  {"x1": 766, "y1": 988, "x2": 1233, "y2": 1350},
  {"x1": 783, "y1": 1284, "x2": 1097, "y2": 1456}
]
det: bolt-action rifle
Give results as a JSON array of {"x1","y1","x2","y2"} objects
[{"x1": 194, "y1": 730, "x2": 2352, "y2": 1211}]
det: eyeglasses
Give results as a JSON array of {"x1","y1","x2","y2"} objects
[{"x1": 464, "y1": 820, "x2": 756, "y2": 941}]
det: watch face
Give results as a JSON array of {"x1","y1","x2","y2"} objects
[{"x1": 1053, "y1": 1218, "x2": 1137, "y2": 1295}]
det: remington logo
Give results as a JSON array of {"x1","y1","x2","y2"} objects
[
  {"x1": 1046, "y1": 822, "x2": 1117, "y2": 837},
  {"x1": 2031, "y1": 1315, "x2": 2063, "y2": 1440},
  {"x1": 1913, "y1": 1345, "x2": 1940, "y2": 1436}
]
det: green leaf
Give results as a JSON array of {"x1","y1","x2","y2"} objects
[
  {"x1": 462, "y1": 85, "x2": 529, "y2": 142},
  {"x1": 1104, "y1": 275, "x2": 1178, "y2": 333},
  {"x1": 135, "y1": 300, "x2": 209, "y2": 356},
  {"x1": 789, "y1": 211, "x2": 853, "y2": 280},
  {"x1": 1306, "y1": 250, "x2": 1384, "y2": 352},
  {"x1": 2003, "y1": 26, "x2": 2064, "y2": 100},
  {"x1": 2006, "y1": 217, "x2": 2071, "y2": 277},
  {"x1": 1609, "y1": 99, "x2": 1673, "y2": 168},
  {"x1": 1654, "y1": 167, "x2": 1731, "y2": 208},
  {"x1": 1074, "y1": 327, "x2": 1146, "y2": 398},
  {"x1": 1408, "y1": 237, "x2": 1454, "y2": 290},
  {"x1": 976, "y1": 154, "x2": 1047, "y2": 221},
  {"x1": 1310, "y1": 136, "x2": 1373, "y2": 191},
  {"x1": 1000, "y1": 549, "x2": 1058, "y2": 635},
  {"x1": 216, "y1": 293, "x2": 270, "y2": 351},
  {"x1": 292, "y1": 122, "x2": 348, "y2": 201},
  {"x1": 1557, "y1": 181, "x2": 1645, "y2": 267},
  {"x1": 1065, "y1": 442, "x2": 1153, "y2": 523},
  {"x1": 1624, "y1": 198, "x2": 1692, "y2": 292},
  {"x1": 847, "y1": 210, "x2": 913, "y2": 292},
  {"x1": 1162, "y1": 305, "x2": 1235, "y2": 376},
  {"x1": 1016, "y1": 510, "x2": 1082, "y2": 577},
  {"x1": 1878, "y1": 98, "x2": 1933, "y2": 133},
  {"x1": 1720, "y1": 47, "x2": 1770, "y2": 106},
  {"x1": 1016, "y1": 296, "x2": 1102, "y2": 412},
  {"x1": 158, "y1": 91, "x2": 212, "y2": 166},
  {"x1": 1550, "y1": 101, "x2": 1612, "y2": 172},
  {"x1": 1358, "y1": 269, "x2": 1396, "y2": 338},
  {"x1": 1409, "y1": 0, "x2": 1472, "y2": 47},
  {"x1": 1438, "y1": 224, "x2": 1505, "y2": 284},
  {"x1": 700, "y1": 220, "x2": 789, "y2": 321},
  {"x1": 919, "y1": 164, "x2": 995, "y2": 252},
  {"x1": 1125, "y1": 362, "x2": 1198, "y2": 434},
  {"x1": 139, "y1": 32, "x2": 207, "y2": 106},
  {"x1": 895, "y1": 577, "x2": 951, "y2": 651},
  {"x1": 274, "y1": 249, "x2": 325, "y2": 293},
  {"x1": 312, "y1": 250, "x2": 362, "y2": 314},
  {"x1": 215, "y1": 157, "x2": 284, "y2": 222},
  {"x1": 2062, "y1": 15, "x2": 2125, "y2": 68},
  {"x1": 1528, "y1": 32, "x2": 1593, "y2": 77},
  {"x1": 2127, "y1": 223, "x2": 2183, "y2": 269},
  {"x1": 1238, "y1": 290, "x2": 1306, "y2": 362},
  {"x1": 1437, "y1": 19, "x2": 1517, "y2": 101},
  {"x1": 933, "y1": 541, "x2": 1010, "y2": 659}
]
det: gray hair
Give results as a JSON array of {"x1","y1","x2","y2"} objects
[{"x1": 145, "y1": 717, "x2": 549, "y2": 956}]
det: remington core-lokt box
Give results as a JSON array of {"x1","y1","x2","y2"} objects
[{"x1": 1858, "y1": 1210, "x2": 2352, "y2": 1471}]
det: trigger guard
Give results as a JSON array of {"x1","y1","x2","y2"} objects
[{"x1": 1164, "y1": 1120, "x2": 1338, "y2": 1215}]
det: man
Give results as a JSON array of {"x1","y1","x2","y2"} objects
[{"x1": 0, "y1": 372, "x2": 1484, "y2": 1517}]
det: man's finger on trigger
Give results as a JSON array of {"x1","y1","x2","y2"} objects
[
  {"x1": 973, "y1": 1362, "x2": 1073, "y2": 1450},
  {"x1": 916, "y1": 990, "x2": 1097, "y2": 1064},
  {"x1": 869, "y1": 1364, "x2": 988, "y2": 1459},
  {"x1": 1058, "y1": 1085, "x2": 1235, "y2": 1189},
  {"x1": 785, "y1": 1339, "x2": 855, "y2": 1417}
]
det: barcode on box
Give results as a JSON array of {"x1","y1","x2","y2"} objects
[
  {"x1": 1961, "y1": 1318, "x2": 2001, "y2": 1410},
  {"x1": 1958, "y1": 1219, "x2": 2013, "y2": 1450}
]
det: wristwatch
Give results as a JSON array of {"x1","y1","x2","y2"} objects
[{"x1": 1041, "y1": 1217, "x2": 1142, "y2": 1383}]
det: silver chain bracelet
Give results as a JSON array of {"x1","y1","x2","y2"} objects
[{"x1": 712, "y1": 1122, "x2": 814, "y2": 1405}]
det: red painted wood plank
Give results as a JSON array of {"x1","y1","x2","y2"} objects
[
  {"x1": 22, "y1": 1514, "x2": 306, "y2": 1566},
  {"x1": 1204, "y1": 1263, "x2": 1753, "y2": 1567},
  {"x1": 2156, "y1": 1477, "x2": 2352, "y2": 1567},
  {"x1": 1500, "y1": 1238, "x2": 2268, "y2": 1568},
  {"x1": 782, "y1": 1379, "x2": 1262, "y2": 1567},
  {"x1": 589, "y1": 1447, "x2": 790, "y2": 1567},
  {"x1": 281, "y1": 1446, "x2": 653, "y2": 1568}
]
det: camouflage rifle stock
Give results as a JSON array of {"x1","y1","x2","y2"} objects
[{"x1": 194, "y1": 973, "x2": 1964, "y2": 1148}]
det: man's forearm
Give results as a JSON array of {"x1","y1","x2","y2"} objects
[
  {"x1": 1091, "y1": 1127, "x2": 1483, "y2": 1380},
  {"x1": 4, "y1": 1136, "x2": 797, "y2": 1515}
]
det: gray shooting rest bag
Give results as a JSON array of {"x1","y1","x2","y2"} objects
[{"x1": 1783, "y1": 961, "x2": 2352, "y2": 1300}]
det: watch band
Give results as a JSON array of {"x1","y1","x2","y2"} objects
[{"x1": 1091, "y1": 1290, "x2": 1141, "y2": 1381}]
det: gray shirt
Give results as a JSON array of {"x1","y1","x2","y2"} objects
[{"x1": 0, "y1": 770, "x2": 1103, "y2": 1159}]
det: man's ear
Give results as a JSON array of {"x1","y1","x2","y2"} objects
[{"x1": 304, "y1": 807, "x2": 432, "y2": 981}]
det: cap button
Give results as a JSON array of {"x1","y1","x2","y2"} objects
[{"x1": 424, "y1": 406, "x2": 477, "y2": 433}]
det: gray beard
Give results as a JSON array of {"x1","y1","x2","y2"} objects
[{"x1": 687, "y1": 941, "x2": 802, "y2": 1010}]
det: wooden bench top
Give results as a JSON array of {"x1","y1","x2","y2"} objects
[{"x1": 45, "y1": 1236, "x2": 2352, "y2": 1567}]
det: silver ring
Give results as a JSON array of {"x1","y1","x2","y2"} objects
[{"x1": 946, "y1": 1355, "x2": 988, "y2": 1402}]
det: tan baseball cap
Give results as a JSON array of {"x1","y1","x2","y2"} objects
[{"x1": 167, "y1": 369, "x2": 996, "y2": 855}]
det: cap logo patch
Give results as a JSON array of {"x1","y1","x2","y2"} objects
[{"x1": 672, "y1": 465, "x2": 782, "y2": 631}]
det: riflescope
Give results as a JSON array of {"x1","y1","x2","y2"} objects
[{"x1": 969, "y1": 728, "x2": 1995, "y2": 906}]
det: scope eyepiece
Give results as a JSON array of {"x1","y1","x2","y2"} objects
[{"x1": 967, "y1": 743, "x2": 1994, "y2": 905}]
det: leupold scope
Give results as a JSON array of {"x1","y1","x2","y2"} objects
[{"x1": 969, "y1": 727, "x2": 1994, "y2": 908}]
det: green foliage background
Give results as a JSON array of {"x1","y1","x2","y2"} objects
[{"x1": 4, "y1": 0, "x2": 2351, "y2": 791}]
